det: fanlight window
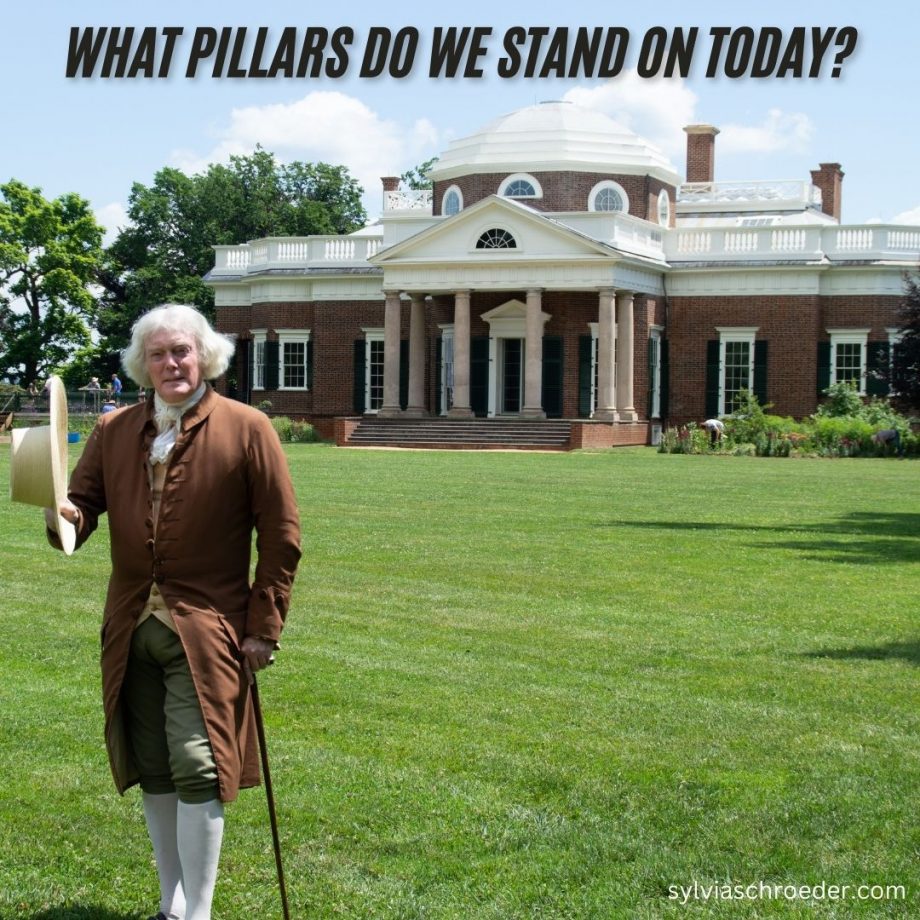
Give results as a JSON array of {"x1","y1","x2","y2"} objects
[
  {"x1": 594, "y1": 187, "x2": 624, "y2": 211},
  {"x1": 476, "y1": 228, "x2": 517, "y2": 249},
  {"x1": 504, "y1": 179, "x2": 536, "y2": 197}
]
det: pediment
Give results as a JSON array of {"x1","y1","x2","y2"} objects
[{"x1": 372, "y1": 196, "x2": 616, "y2": 265}]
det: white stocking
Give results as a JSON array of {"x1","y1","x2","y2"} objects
[
  {"x1": 142, "y1": 791, "x2": 187, "y2": 920},
  {"x1": 177, "y1": 798, "x2": 225, "y2": 920}
]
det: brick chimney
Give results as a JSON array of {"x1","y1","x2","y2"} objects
[
  {"x1": 684, "y1": 125, "x2": 719, "y2": 183},
  {"x1": 381, "y1": 176, "x2": 400, "y2": 193},
  {"x1": 810, "y1": 163, "x2": 844, "y2": 222}
]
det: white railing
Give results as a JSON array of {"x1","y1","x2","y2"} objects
[
  {"x1": 667, "y1": 224, "x2": 920, "y2": 262},
  {"x1": 384, "y1": 189, "x2": 433, "y2": 212},
  {"x1": 678, "y1": 180, "x2": 821, "y2": 210},
  {"x1": 211, "y1": 235, "x2": 385, "y2": 273},
  {"x1": 555, "y1": 211, "x2": 665, "y2": 260}
]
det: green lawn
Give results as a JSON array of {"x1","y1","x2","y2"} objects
[{"x1": 0, "y1": 445, "x2": 917, "y2": 919}]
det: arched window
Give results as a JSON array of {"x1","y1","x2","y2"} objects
[
  {"x1": 589, "y1": 180, "x2": 629, "y2": 213},
  {"x1": 476, "y1": 228, "x2": 516, "y2": 250},
  {"x1": 505, "y1": 178, "x2": 536, "y2": 197},
  {"x1": 657, "y1": 189, "x2": 671, "y2": 227},
  {"x1": 443, "y1": 186, "x2": 462, "y2": 216},
  {"x1": 498, "y1": 174, "x2": 542, "y2": 199}
]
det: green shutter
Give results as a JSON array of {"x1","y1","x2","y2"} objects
[
  {"x1": 307, "y1": 338, "x2": 314, "y2": 391},
  {"x1": 659, "y1": 339, "x2": 670, "y2": 420},
  {"x1": 541, "y1": 336, "x2": 563, "y2": 418},
  {"x1": 866, "y1": 342, "x2": 890, "y2": 397},
  {"x1": 753, "y1": 340, "x2": 768, "y2": 406},
  {"x1": 470, "y1": 336, "x2": 490, "y2": 418},
  {"x1": 237, "y1": 338, "x2": 252, "y2": 404},
  {"x1": 353, "y1": 339, "x2": 366, "y2": 414},
  {"x1": 817, "y1": 342, "x2": 831, "y2": 395},
  {"x1": 578, "y1": 335, "x2": 593, "y2": 417},
  {"x1": 704, "y1": 340, "x2": 720, "y2": 418},
  {"x1": 399, "y1": 339, "x2": 409, "y2": 410},
  {"x1": 265, "y1": 340, "x2": 280, "y2": 391}
]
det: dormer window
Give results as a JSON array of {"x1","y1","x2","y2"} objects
[
  {"x1": 589, "y1": 180, "x2": 629, "y2": 213},
  {"x1": 476, "y1": 228, "x2": 517, "y2": 249},
  {"x1": 499, "y1": 174, "x2": 542, "y2": 199}
]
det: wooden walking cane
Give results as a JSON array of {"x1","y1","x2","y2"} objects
[{"x1": 251, "y1": 672, "x2": 292, "y2": 920}]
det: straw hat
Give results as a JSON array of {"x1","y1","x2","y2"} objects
[{"x1": 9, "y1": 376, "x2": 76, "y2": 554}]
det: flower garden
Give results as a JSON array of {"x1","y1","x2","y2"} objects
[{"x1": 659, "y1": 383, "x2": 918, "y2": 458}]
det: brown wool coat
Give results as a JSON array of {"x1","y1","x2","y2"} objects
[{"x1": 62, "y1": 387, "x2": 301, "y2": 801}]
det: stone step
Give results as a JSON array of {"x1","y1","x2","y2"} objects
[{"x1": 346, "y1": 418, "x2": 573, "y2": 450}]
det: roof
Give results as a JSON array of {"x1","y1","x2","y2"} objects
[{"x1": 429, "y1": 101, "x2": 681, "y2": 186}]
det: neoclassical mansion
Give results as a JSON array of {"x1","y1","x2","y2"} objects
[{"x1": 206, "y1": 101, "x2": 919, "y2": 446}]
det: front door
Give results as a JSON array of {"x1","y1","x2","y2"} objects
[{"x1": 501, "y1": 338, "x2": 523, "y2": 414}]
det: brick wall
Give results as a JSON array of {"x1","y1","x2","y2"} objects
[
  {"x1": 665, "y1": 293, "x2": 901, "y2": 426},
  {"x1": 433, "y1": 171, "x2": 675, "y2": 223}
]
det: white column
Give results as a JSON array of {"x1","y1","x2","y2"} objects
[
  {"x1": 616, "y1": 291, "x2": 638, "y2": 421},
  {"x1": 405, "y1": 294, "x2": 427, "y2": 416},
  {"x1": 448, "y1": 290, "x2": 473, "y2": 417},
  {"x1": 594, "y1": 289, "x2": 618, "y2": 421},
  {"x1": 378, "y1": 291, "x2": 402, "y2": 417},
  {"x1": 521, "y1": 289, "x2": 546, "y2": 419}
]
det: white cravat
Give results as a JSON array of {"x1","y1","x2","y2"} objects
[{"x1": 149, "y1": 383, "x2": 207, "y2": 465}]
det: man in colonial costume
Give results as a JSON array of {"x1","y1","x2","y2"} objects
[{"x1": 45, "y1": 304, "x2": 302, "y2": 919}]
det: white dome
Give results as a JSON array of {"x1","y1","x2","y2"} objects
[{"x1": 429, "y1": 101, "x2": 680, "y2": 185}]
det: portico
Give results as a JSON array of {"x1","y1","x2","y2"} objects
[{"x1": 376, "y1": 283, "x2": 642, "y2": 421}]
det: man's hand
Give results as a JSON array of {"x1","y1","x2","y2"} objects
[
  {"x1": 44, "y1": 501, "x2": 80, "y2": 533},
  {"x1": 241, "y1": 635, "x2": 276, "y2": 683}
]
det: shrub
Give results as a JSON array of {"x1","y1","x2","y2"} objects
[
  {"x1": 816, "y1": 380, "x2": 865, "y2": 417},
  {"x1": 270, "y1": 416, "x2": 320, "y2": 443}
]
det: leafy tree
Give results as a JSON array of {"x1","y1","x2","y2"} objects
[
  {"x1": 892, "y1": 272, "x2": 920, "y2": 409},
  {"x1": 96, "y1": 148, "x2": 367, "y2": 363},
  {"x1": 400, "y1": 157, "x2": 439, "y2": 190},
  {"x1": 0, "y1": 180, "x2": 104, "y2": 386}
]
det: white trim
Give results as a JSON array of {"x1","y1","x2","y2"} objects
[
  {"x1": 362, "y1": 329, "x2": 385, "y2": 414},
  {"x1": 251, "y1": 330, "x2": 267, "y2": 391},
  {"x1": 826, "y1": 328, "x2": 869, "y2": 395},
  {"x1": 717, "y1": 327, "x2": 758, "y2": 415},
  {"x1": 588, "y1": 179, "x2": 629, "y2": 214},
  {"x1": 276, "y1": 328, "x2": 312, "y2": 391}
]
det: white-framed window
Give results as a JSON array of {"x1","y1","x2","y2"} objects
[
  {"x1": 251, "y1": 329, "x2": 267, "y2": 390},
  {"x1": 277, "y1": 329, "x2": 311, "y2": 390},
  {"x1": 589, "y1": 180, "x2": 629, "y2": 213},
  {"x1": 442, "y1": 186, "x2": 463, "y2": 216},
  {"x1": 716, "y1": 327, "x2": 758, "y2": 415},
  {"x1": 657, "y1": 189, "x2": 671, "y2": 227},
  {"x1": 649, "y1": 326, "x2": 663, "y2": 418},
  {"x1": 828, "y1": 328, "x2": 869, "y2": 394},
  {"x1": 498, "y1": 173, "x2": 542, "y2": 199},
  {"x1": 362, "y1": 328, "x2": 385, "y2": 413}
]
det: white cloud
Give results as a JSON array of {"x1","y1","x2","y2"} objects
[
  {"x1": 95, "y1": 201, "x2": 130, "y2": 246},
  {"x1": 892, "y1": 204, "x2": 920, "y2": 225},
  {"x1": 718, "y1": 108, "x2": 814, "y2": 155},
  {"x1": 562, "y1": 71, "x2": 699, "y2": 158},
  {"x1": 169, "y1": 91, "x2": 441, "y2": 214}
]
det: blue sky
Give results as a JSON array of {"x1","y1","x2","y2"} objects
[{"x1": 2, "y1": 0, "x2": 917, "y2": 243}]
